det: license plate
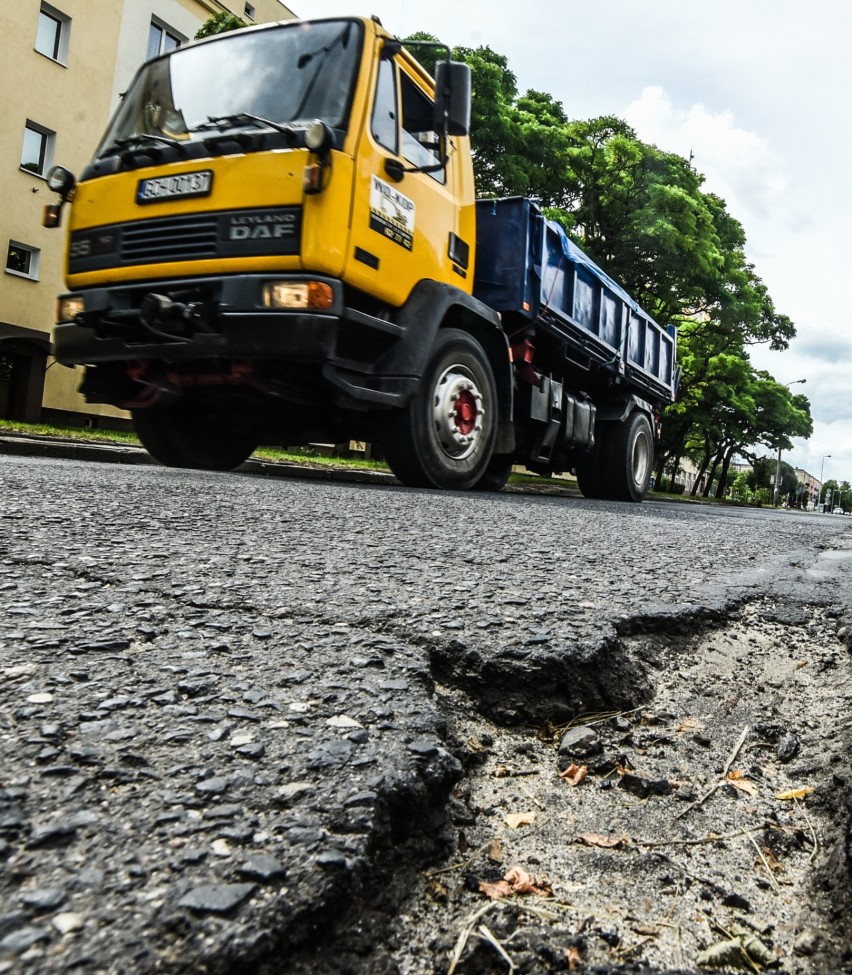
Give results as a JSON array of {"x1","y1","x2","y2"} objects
[{"x1": 137, "y1": 170, "x2": 213, "y2": 204}]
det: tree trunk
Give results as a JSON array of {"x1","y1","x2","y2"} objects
[{"x1": 714, "y1": 444, "x2": 736, "y2": 499}]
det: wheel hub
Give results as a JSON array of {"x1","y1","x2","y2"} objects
[{"x1": 432, "y1": 366, "x2": 485, "y2": 460}]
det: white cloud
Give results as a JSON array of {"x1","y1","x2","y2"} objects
[{"x1": 622, "y1": 86, "x2": 803, "y2": 252}]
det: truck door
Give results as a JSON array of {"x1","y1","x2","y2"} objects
[{"x1": 346, "y1": 52, "x2": 462, "y2": 307}]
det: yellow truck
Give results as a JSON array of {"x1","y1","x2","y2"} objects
[{"x1": 46, "y1": 15, "x2": 676, "y2": 500}]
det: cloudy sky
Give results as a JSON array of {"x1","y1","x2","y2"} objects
[{"x1": 294, "y1": 0, "x2": 850, "y2": 484}]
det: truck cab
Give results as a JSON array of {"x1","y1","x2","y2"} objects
[{"x1": 48, "y1": 16, "x2": 675, "y2": 499}]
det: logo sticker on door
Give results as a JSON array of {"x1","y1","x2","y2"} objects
[{"x1": 369, "y1": 175, "x2": 415, "y2": 250}]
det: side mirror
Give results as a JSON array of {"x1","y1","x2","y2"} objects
[{"x1": 433, "y1": 61, "x2": 471, "y2": 137}]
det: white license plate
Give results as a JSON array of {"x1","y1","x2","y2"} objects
[{"x1": 137, "y1": 170, "x2": 213, "y2": 204}]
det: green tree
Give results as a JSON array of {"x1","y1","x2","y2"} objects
[
  {"x1": 195, "y1": 12, "x2": 246, "y2": 39},
  {"x1": 408, "y1": 34, "x2": 805, "y2": 477}
]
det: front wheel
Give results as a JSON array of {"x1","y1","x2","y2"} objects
[
  {"x1": 601, "y1": 411, "x2": 654, "y2": 502},
  {"x1": 132, "y1": 399, "x2": 258, "y2": 471},
  {"x1": 383, "y1": 328, "x2": 498, "y2": 490}
]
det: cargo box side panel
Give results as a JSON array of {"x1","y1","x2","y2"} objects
[{"x1": 472, "y1": 198, "x2": 534, "y2": 314}]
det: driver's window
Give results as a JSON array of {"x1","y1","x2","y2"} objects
[
  {"x1": 371, "y1": 58, "x2": 397, "y2": 153},
  {"x1": 400, "y1": 70, "x2": 444, "y2": 183}
]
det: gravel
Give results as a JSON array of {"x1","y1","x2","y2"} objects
[{"x1": 2, "y1": 456, "x2": 852, "y2": 973}]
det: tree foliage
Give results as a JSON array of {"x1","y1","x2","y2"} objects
[
  {"x1": 407, "y1": 33, "x2": 811, "y2": 492},
  {"x1": 195, "y1": 12, "x2": 246, "y2": 40}
]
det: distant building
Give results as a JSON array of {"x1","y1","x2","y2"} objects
[
  {"x1": 1, "y1": 0, "x2": 295, "y2": 426},
  {"x1": 794, "y1": 467, "x2": 820, "y2": 508}
]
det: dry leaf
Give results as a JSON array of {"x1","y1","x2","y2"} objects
[
  {"x1": 479, "y1": 879, "x2": 513, "y2": 900},
  {"x1": 574, "y1": 833, "x2": 628, "y2": 849},
  {"x1": 480, "y1": 866, "x2": 553, "y2": 901},
  {"x1": 631, "y1": 923, "x2": 660, "y2": 937},
  {"x1": 726, "y1": 771, "x2": 758, "y2": 795},
  {"x1": 775, "y1": 786, "x2": 814, "y2": 800},
  {"x1": 504, "y1": 811, "x2": 536, "y2": 829},
  {"x1": 676, "y1": 717, "x2": 702, "y2": 733},
  {"x1": 487, "y1": 838, "x2": 503, "y2": 863},
  {"x1": 559, "y1": 763, "x2": 588, "y2": 786},
  {"x1": 504, "y1": 866, "x2": 553, "y2": 897}
]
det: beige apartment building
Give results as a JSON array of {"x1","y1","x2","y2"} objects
[{"x1": 1, "y1": 0, "x2": 295, "y2": 427}]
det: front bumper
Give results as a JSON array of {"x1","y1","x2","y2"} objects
[
  {"x1": 54, "y1": 274, "x2": 342, "y2": 365},
  {"x1": 53, "y1": 273, "x2": 415, "y2": 408}
]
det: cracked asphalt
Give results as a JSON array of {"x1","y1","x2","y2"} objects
[{"x1": 1, "y1": 455, "x2": 851, "y2": 973}]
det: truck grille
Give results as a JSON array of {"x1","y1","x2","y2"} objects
[
  {"x1": 68, "y1": 206, "x2": 302, "y2": 275},
  {"x1": 123, "y1": 215, "x2": 219, "y2": 263}
]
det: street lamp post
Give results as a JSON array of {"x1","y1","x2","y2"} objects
[
  {"x1": 819, "y1": 454, "x2": 831, "y2": 510},
  {"x1": 773, "y1": 379, "x2": 807, "y2": 506}
]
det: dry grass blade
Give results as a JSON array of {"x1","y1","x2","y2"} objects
[
  {"x1": 478, "y1": 923, "x2": 516, "y2": 972},
  {"x1": 447, "y1": 903, "x2": 496, "y2": 975}
]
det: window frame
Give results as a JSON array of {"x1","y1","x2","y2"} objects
[
  {"x1": 398, "y1": 66, "x2": 446, "y2": 184},
  {"x1": 35, "y1": 2, "x2": 71, "y2": 65},
  {"x1": 147, "y1": 18, "x2": 184, "y2": 61},
  {"x1": 6, "y1": 241, "x2": 42, "y2": 281},
  {"x1": 20, "y1": 120, "x2": 56, "y2": 178},
  {"x1": 371, "y1": 57, "x2": 399, "y2": 154}
]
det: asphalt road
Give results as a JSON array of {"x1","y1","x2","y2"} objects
[{"x1": 1, "y1": 456, "x2": 851, "y2": 973}]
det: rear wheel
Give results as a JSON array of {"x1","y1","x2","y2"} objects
[
  {"x1": 383, "y1": 328, "x2": 498, "y2": 490},
  {"x1": 132, "y1": 399, "x2": 258, "y2": 471},
  {"x1": 601, "y1": 411, "x2": 653, "y2": 502}
]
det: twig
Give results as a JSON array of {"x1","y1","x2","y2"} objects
[
  {"x1": 423, "y1": 839, "x2": 495, "y2": 878},
  {"x1": 747, "y1": 832, "x2": 780, "y2": 890},
  {"x1": 634, "y1": 824, "x2": 764, "y2": 848},
  {"x1": 520, "y1": 783, "x2": 545, "y2": 810},
  {"x1": 673, "y1": 724, "x2": 749, "y2": 821},
  {"x1": 795, "y1": 796, "x2": 820, "y2": 863},
  {"x1": 723, "y1": 725, "x2": 751, "y2": 776}
]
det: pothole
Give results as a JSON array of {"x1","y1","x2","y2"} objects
[{"x1": 382, "y1": 602, "x2": 852, "y2": 974}]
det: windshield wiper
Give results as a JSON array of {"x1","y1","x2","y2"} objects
[
  {"x1": 191, "y1": 113, "x2": 297, "y2": 140},
  {"x1": 291, "y1": 24, "x2": 353, "y2": 122},
  {"x1": 97, "y1": 132, "x2": 186, "y2": 159}
]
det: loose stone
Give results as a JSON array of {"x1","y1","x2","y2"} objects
[{"x1": 177, "y1": 883, "x2": 255, "y2": 915}]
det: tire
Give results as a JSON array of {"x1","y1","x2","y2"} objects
[
  {"x1": 383, "y1": 328, "x2": 498, "y2": 490},
  {"x1": 132, "y1": 399, "x2": 258, "y2": 471},
  {"x1": 601, "y1": 411, "x2": 653, "y2": 502},
  {"x1": 574, "y1": 448, "x2": 605, "y2": 499},
  {"x1": 474, "y1": 456, "x2": 513, "y2": 492}
]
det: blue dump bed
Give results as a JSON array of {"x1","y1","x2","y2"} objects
[{"x1": 473, "y1": 197, "x2": 677, "y2": 406}]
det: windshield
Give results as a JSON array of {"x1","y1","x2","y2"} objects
[{"x1": 96, "y1": 19, "x2": 362, "y2": 156}]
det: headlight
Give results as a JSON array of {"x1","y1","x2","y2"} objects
[
  {"x1": 57, "y1": 294, "x2": 85, "y2": 323},
  {"x1": 262, "y1": 280, "x2": 334, "y2": 310},
  {"x1": 47, "y1": 165, "x2": 76, "y2": 198},
  {"x1": 304, "y1": 120, "x2": 333, "y2": 153}
]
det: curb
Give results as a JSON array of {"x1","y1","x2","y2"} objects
[{"x1": 0, "y1": 434, "x2": 400, "y2": 487}]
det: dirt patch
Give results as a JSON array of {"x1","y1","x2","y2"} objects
[{"x1": 381, "y1": 601, "x2": 852, "y2": 973}]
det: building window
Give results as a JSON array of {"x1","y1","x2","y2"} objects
[
  {"x1": 6, "y1": 242, "x2": 41, "y2": 281},
  {"x1": 35, "y1": 3, "x2": 70, "y2": 64},
  {"x1": 147, "y1": 20, "x2": 182, "y2": 60},
  {"x1": 244, "y1": 3, "x2": 256, "y2": 20},
  {"x1": 20, "y1": 122, "x2": 55, "y2": 177}
]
